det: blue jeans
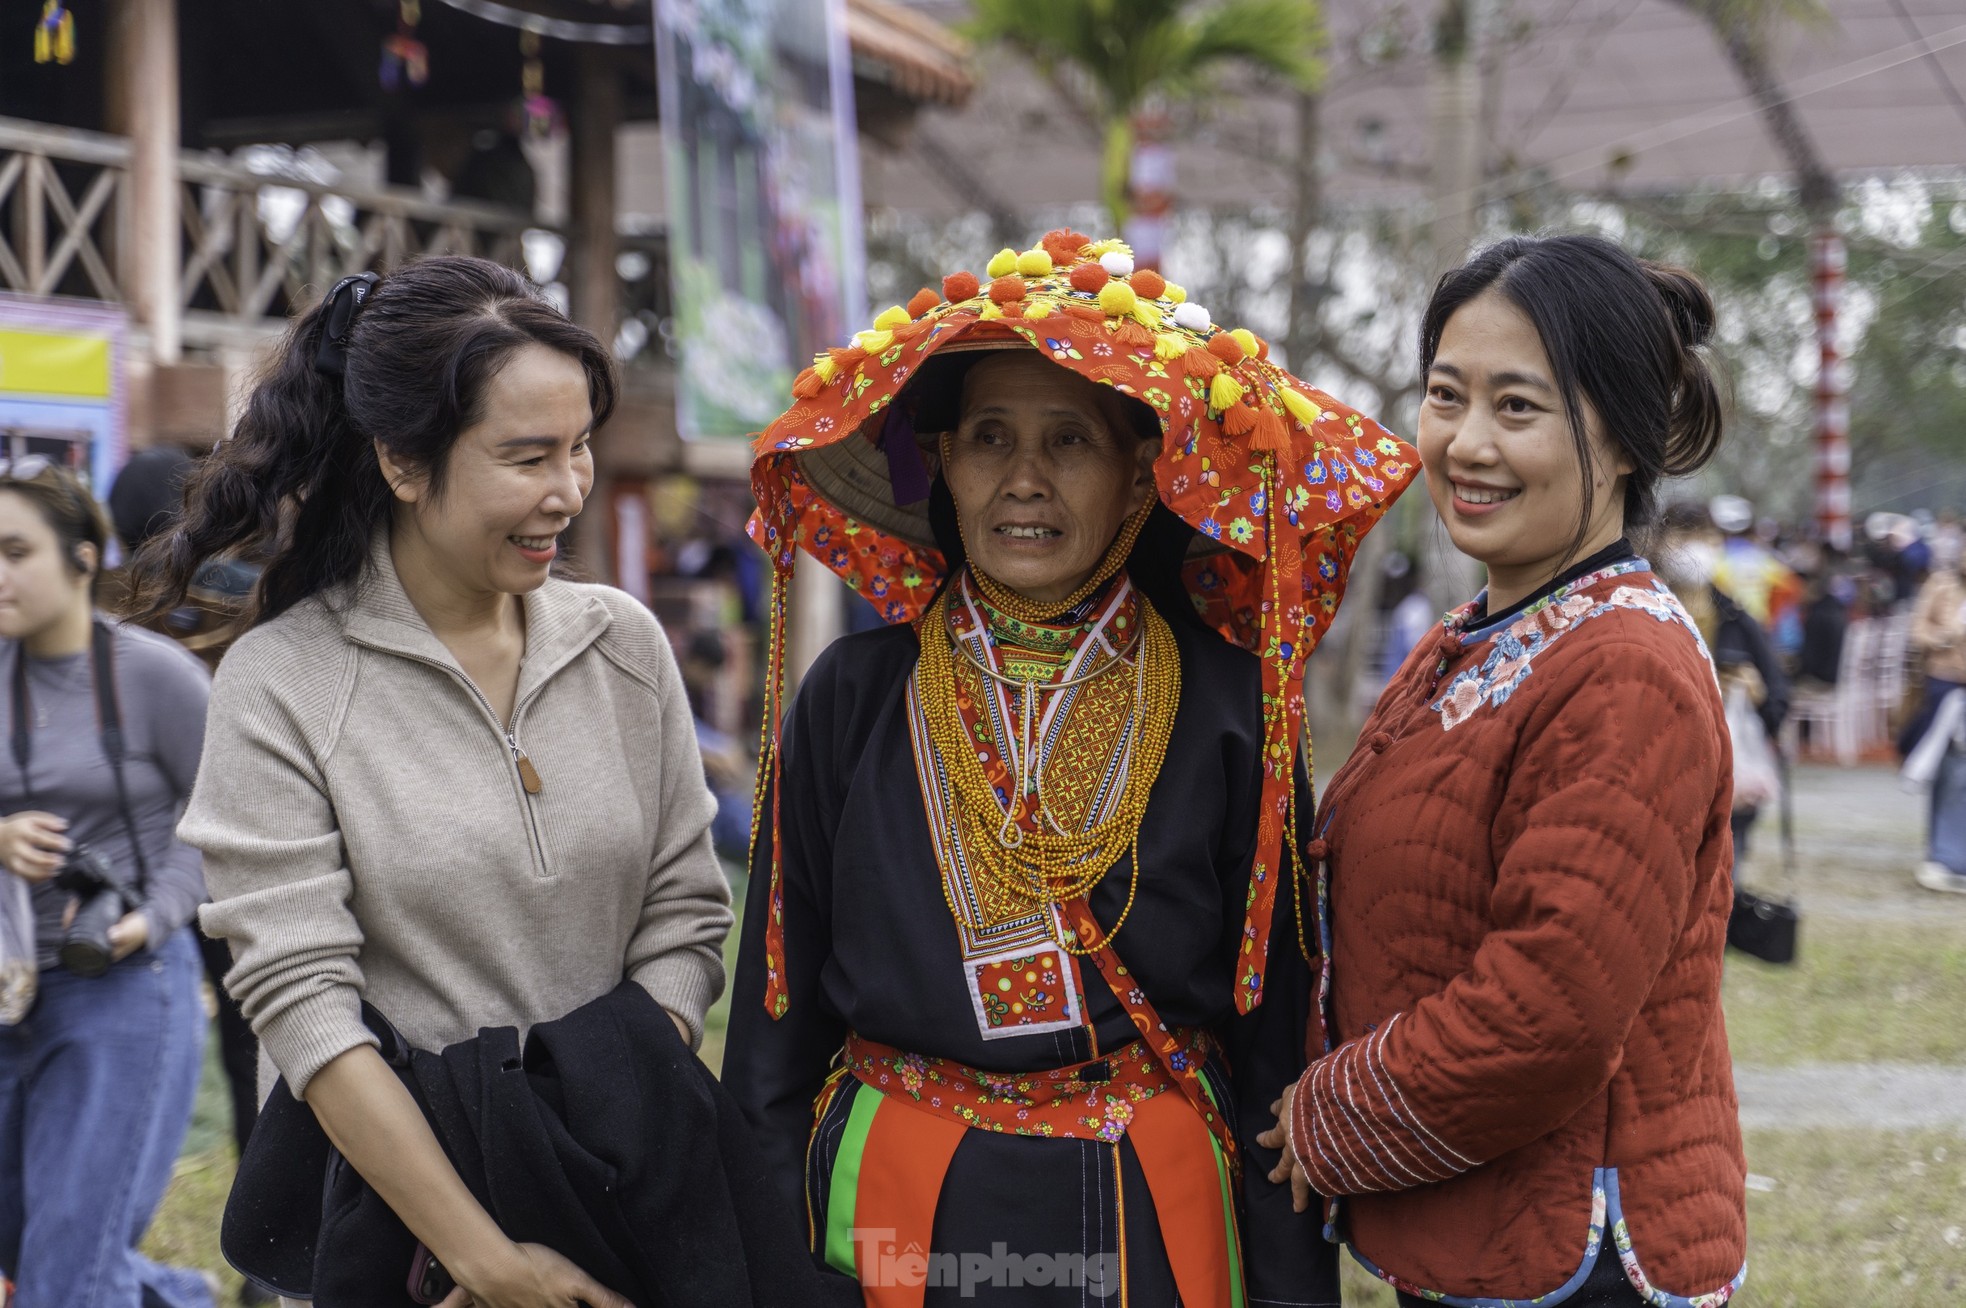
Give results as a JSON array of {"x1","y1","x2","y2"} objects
[{"x1": 0, "y1": 927, "x2": 213, "y2": 1308}]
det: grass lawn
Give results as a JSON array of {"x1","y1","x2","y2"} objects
[{"x1": 1722, "y1": 918, "x2": 1966, "y2": 1066}]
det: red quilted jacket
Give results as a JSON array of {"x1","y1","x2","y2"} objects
[{"x1": 1291, "y1": 560, "x2": 1747, "y2": 1305}]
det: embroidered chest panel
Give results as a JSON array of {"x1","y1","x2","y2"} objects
[{"x1": 1431, "y1": 564, "x2": 1710, "y2": 731}]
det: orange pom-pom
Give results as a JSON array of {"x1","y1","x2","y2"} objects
[
  {"x1": 943, "y1": 271, "x2": 981, "y2": 302},
  {"x1": 907, "y1": 287, "x2": 942, "y2": 319},
  {"x1": 1183, "y1": 348, "x2": 1223, "y2": 380},
  {"x1": 1063, "y1": 302, "x2": 1107, "y2": 323},
  {"x1": 791, "y1": 367, "x2": 825, "y2": 399},
  {"x1": 1207, "y1": 333, "x2": 1246, "y2": 365},
  {"x1": 1223, "y1": 401, "x2": 1260, "y2": 437},
  {"x1": 1114, "y1": 319, "x2": 1155, "y2": 349},
  {"x1": 1043, "y1": 228, "x2": 1091, "y2": 265},
  {"x1": 1132, "y1": 270, "x2": 1166, "y2": 300},
  {"x1": 989, "y1": 275, "x2": 1027, "y2": 304},
  {"x1": 1250, "y1": 407, "x2": 1291, "y2": 452},
  {"x1": 1070, "y1": 264, "x2": 1110, "y2": 294}
]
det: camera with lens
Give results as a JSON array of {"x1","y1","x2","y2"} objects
[{"x1": 53, "y1": 844, "x2": 141, "y2": 978}]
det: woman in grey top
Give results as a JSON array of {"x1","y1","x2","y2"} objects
[
  {"x1": 0, "y1": 460, "x2": 216, "y2": 1308},
  {"x1": 135, "y1": 257, "x2": 734, "y2": 1308}
]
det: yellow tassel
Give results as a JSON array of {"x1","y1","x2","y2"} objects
[
  {"x1": 1098, "y1": 281, "x2": 1138, "y2": 318},
  {"x1": 853, "y1": 329, "x2": 895, "y2": 354},
  {"x1": 986, "y1": 248, "x2": 1019, "y2": 279},
  {"x1": 1131, "y1": 300, "x2": 1163, "y2": 330},
  {"x1": 1086, "y1": 238, "x2": 1133, "y2": 258},
  {"x1": 873, "y1": 305, "x2": 913, "y2": 331},
  {"x1": 1230, "y1": 328, "x2": 1261, "y2": 358},
  {"x1": 1280, "y1": 387, "x2": 1323, "y2": 427},
  {"x1": 1165, "y1": 282, "x2": 1188, "y2": 305},
  {"x1": 1153, "y1": 332, "x2": 1191, "y2": 361},
  {"x1": 1021, "y1": 297, "x2": 1053, "y2": 321},
  {"x1": 813, "y1": 355, "x2": 840, "y2": 384},
  {"x1": 979, "y1": 303, "x2": 1004, "y2": 321},
  {"x1": 1016, "y1": 249, "x2": 1054, "y2": 277},
  {"x1": 1210, "y1": 373, "x2": 1246, "y2": 412}
]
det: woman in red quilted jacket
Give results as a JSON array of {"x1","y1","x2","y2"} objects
[{"x1": 1259, "y1": 234, "x2": 1747, "y2": 1307}]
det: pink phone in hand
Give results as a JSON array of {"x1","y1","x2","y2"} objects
[{"x1": 408, "y1": 1243, "x2": 455, "y2": 1305}]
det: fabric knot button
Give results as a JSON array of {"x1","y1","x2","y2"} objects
[
  {"x1": 1305, "y1": 838, "x2": 1329, "y2": 863},
  {"x1": 1368, "y1": 732, "x2": 1393, "y2": 754}
]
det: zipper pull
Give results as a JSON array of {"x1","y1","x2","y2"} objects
[{"x1": 507, "y1": 733, "x2": 542, "y2": 795}]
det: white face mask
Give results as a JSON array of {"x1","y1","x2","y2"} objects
[{"x1": 1667, "y1": 540, "x2": 1720, "y2": 587}]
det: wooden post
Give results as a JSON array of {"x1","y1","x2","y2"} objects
[
  {"x1": 106, "y1": 0, "x2": 181, "y2": 364},
  {"x1": 569, "y1": 45, "x2": 621, "y2": 347}
]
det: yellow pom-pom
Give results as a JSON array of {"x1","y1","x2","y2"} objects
[
  {"x1": 1280, "y1": 387, "x2": 1323, "y2": 427},
  {"x1": 1015, "y1": 248, "x2": 1054, "y2": 277},
  {"x1": 979, "y1": 302, "x2": 1004, "y2": 321},
  {"x1": 986, "y1": 248, "x2": 1019, "y2": 279},
  {"x1": 1165, "y1": 282, "x2": 1188, "y2": 305},
  {"x1": 1209, "y1": 372, "x2": 1246, "y2": 413},
  {"x1": 813, "y1": 355, "x2": 840, "y2": 384},
  {"x1": 1097, "y1": 281, "x2": 1138, "y2": 317},
  {"x1": 874, "y1": 305, "x2": 913, "y2": 331},
  {"x1": 1131, "y1": 300, "x2": 1164, "y2": 330},
  {"x1": 853, "y1": 329, "x2": 895, "y2": 354},
  {"x1": 1153, "y1": 332, "x2": 1191, "y2": 361},
  {"x1": 1230, "y1": 328, "x2": 1260, "y2": 358}
]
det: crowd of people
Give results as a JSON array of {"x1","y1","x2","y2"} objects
[{"x1": 0, "y1": 227, "x2": 1937, "y2": 1308}]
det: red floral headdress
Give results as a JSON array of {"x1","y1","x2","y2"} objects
[{"x1": 747, "y1": 229, "x2": 1417, "y2": 1019}]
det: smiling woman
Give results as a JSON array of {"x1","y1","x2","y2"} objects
[
  {"x1": 1260, "y1": 235, "x2": 1748, "y2": 1308},
  {"x1": 128, "y1": 257, "x2": 746, "y2": 1308}
]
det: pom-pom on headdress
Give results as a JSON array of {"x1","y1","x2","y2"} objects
[{"x1": 748, "y1": 231, "x2": 1418, "y2": 1019}]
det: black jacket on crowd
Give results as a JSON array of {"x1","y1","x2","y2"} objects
[{"x1": 221, "y1": 981, "x2": 855, "y2": 1308}]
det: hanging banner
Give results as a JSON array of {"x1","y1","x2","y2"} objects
[
  {"x1": 655, "y1": 0, "x2": 866, "y2": 442},
  {"x1": 0, "y1": 295, "x2": 126, "y2": 493}
]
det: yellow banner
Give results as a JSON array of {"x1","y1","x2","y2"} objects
[{"x1": 0, "y1": 328, "x2": 113, "y2": 400}]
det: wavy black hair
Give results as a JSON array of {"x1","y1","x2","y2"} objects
[{"x1": 132, "y1": 255, "x2": 616, "y2": 627}]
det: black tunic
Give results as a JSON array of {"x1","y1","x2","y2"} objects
[{"x1": 724, "y1": 611, "x2": 1337, "y2": 1307}]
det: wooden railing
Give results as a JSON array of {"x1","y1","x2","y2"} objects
[{"x1": 0, "y1": 116, "x2": 544, "y2": 346}]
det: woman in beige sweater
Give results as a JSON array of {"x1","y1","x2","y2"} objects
[{"x1": 135, "y1": 258, "x2": 733, "y2": 1308}]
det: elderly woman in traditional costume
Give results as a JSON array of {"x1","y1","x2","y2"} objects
[{"x1": 725, "y1": 231, "x2": 1415, "y2": 1308}]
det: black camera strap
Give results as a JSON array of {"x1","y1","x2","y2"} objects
[{"x1": 9, "y1": 619, "x2": 150, "y2": 897}]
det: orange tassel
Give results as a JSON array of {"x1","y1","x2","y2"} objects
[
  {"x1": 1132, "y1": 270, "x2": 1167, "y2": 300},
  {"x1": 1223, "y1": 400, "x2": 1260, "y2": 437},
  {"x1": 828, "y1": 345, "x2": 866, "y2": 370},
  {"x1": 1113, "y1": 318, "x2": 1155, "y2": 348},
  {"x1": 1207, "y1": 333, "x2": 1246, "y2": 365},
  {"x1": 943, "y1": 270, "x2": 980, "y2": 302},
  {"x1": 989, "y1": 275, "x2": 1027, "y2": 304},
  {"x1": 1251, "y1": 407, "x2": 1291, "y2": 451},
  {"x1": 1183, "y1": 348, "x2": 1223, "y2": 380},
  {"x1": 1070, "y1": 263, "x2": 1110, "y2": 293},
  {"x1": 1063, "y1": 302, "x2": 1107, "y2": 323},
  {"x1": 1043, "y1": 228, "x2": 1091, "y2": 266},
  {"x1": 791, "y1": 366, "x2": 824, "y2": 399},
  {"x1": 908, "y1": 287, "x2": 942, "y2": 318}
]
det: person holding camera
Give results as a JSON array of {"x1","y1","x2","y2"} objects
[{"x1": 0, "y1": 458, "x2": 216, "y2": 1308}]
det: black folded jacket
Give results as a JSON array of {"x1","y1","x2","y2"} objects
[{"x1": 221, "y1": 981, "x2": 856, "y2": 1307}]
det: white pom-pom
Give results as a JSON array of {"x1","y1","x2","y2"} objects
[
  {"x1": 1172, "y1": 302, "x2": 1211, "y2": 332},
  {"x1": 1099, "y1": 251, "x2": 1135, "y2": 278}
]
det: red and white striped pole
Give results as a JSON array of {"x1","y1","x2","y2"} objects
[{"x1": 1812, "y1": 229, "x2": 1851, "y2": 551}]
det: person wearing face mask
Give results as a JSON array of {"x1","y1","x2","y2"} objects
[
  {"x1": 1259, "y1": 235, "x2": 1745, "y2": 1307},
  {"x1": 130, "y1": 257, "x2": 739, "y2": 1308},
  {"x1": 725, "y1": 230, "x2": 1415, "y2": 1306},
  {"x1": 1658, "y1": 503, "x2": 1789, "y2": 862},
  {"x1": 0, "y1": 459, "x2": 217, "y2": 1308}
]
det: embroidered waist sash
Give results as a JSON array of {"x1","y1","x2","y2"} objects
[{"x1": 814, "y1": 1030, "x2": 1246, "y2": 1308}]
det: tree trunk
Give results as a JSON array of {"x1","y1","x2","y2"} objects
[
  {"x1": 1428, "y1": 0, "x2": 1482, "y2": 275},
  {"x1": 1101, "y1": 114, "x2": 1134, "y2": 235},
  {"x1": 1282, "y1": 88, "x2": 1323, "y2": 373}
]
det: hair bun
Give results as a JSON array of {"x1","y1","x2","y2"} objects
[{"x1": 1641, "y1": 260, "x2": 1716, "y2": 351}]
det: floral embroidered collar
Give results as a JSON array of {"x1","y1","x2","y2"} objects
[{"x1": 1446, "y1": 558, "x2": 1653, "y2": 644}]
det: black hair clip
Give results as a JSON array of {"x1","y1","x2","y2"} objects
[{"x1": 313, "y1": 272, "x2": 381, "y2": 378}]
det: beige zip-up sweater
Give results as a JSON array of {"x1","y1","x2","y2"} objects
[{"x1": 181, "y1": 537, "x2": 733, "y2": 1099}]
